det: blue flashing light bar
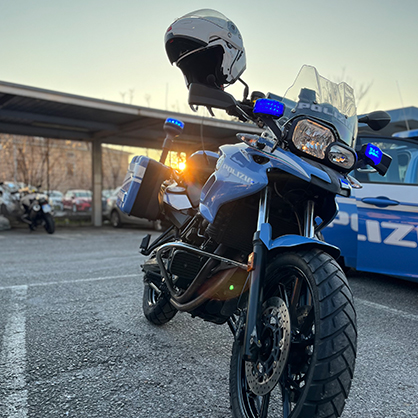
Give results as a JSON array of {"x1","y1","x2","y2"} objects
[
  {"x1": 165, "y1": 118, "x2": 185, "y2": 129},
  {"x1": 365, "y1": 143, "x2": 383, "y2": 165},
  {"x1": 253, "y1": 98, "x2": 285, "y2": 118}
]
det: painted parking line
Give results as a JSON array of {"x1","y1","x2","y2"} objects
[
  {"x1": 356, "y1": 298, "x2": 418, "y2": 322},
  {"x1": 0, "y1": 285, "x2": 28, "y2": 418},
  {"x1": 0, "y1": 273, "x2": 139, "y2": 291}
]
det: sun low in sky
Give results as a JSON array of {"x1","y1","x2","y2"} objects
[{"x1": 1, "y1": 0, "x2": 417, "y2": 115}]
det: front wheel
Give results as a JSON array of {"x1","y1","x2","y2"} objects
[
  {"x1": 230, "y1": 249, "x2": 357, "y2": 418},
  {"x1": 43, "y1": 213, "x2": 55, "y2": 234}
]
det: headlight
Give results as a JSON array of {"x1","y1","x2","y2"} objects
[
  {"x1": 291, "y1": 119, "x2": 335, "y2": 159},
  {"x1": 327, "y1": 143, "x2": 357, "y2": 171}
]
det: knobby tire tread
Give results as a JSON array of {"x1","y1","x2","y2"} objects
[
  {"x1": 229, "y1": 248, "x2": 357, "y2": 418},
  {"x1": 299, "y1": 249, "x2": 356, "y2": 418}
]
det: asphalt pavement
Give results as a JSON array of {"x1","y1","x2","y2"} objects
[{"x1": 0, "y1": 226, "x2": 417, "y2": 418}]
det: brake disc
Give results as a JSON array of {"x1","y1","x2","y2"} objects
[{"x1": 245, "y1": 296, "x2": 291, "y2": 396}]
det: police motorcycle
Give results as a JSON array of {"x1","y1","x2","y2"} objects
[
  {"x1": 117, "y1": 9, "x2": 391, "y2": 418},
  {"x1": 19, "y1": 186, "x2": 55, "y2": 234}
]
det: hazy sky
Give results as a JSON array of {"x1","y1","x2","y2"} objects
[{"x1": 1, "y1": 0, "x2": 417, "y2": 115}]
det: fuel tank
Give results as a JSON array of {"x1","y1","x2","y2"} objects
[{"x1": 199, "y1": 142, "x2": 346, "y2": 224}]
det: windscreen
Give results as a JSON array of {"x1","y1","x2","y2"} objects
[{"x1": 278, "y1": 66, "x2": 358, "y2": 147}]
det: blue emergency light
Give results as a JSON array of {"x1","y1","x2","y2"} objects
[
  {"x1": 165, "y1": 118, "x2": 185, "y2": 129},
  {"x1": 253, "y1": 99, "x2": 285, "y2": 118},
  {"x1": 365, "y1": 143, "x2": 383, "y2": 165}
]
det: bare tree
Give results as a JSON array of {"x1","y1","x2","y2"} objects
[
  {"x1": 0, "y1": 135, "x2": 17, "y2": 181},
  {"x1": 333, "y1": 68, "x2": 375, "y2": 113},
  {"x1": 102, "y1": 145, "x2": 131, "y2": 190},
  {"x1": 128, "y1": 89, "x2": 134, "y2": 104}
]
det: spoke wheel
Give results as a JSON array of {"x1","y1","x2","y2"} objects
[{"x1": 230, "y1": 249, "x2": 357, "y2": 418}]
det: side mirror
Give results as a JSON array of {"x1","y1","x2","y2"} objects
[
  {"x1": 188, "y1": 83, "x2": 237, "y2": 110},
  {"x1": 358, "y1": 111, "x2": 391, "y2": 131}
]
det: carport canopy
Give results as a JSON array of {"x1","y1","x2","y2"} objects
[{"x1": 0, "y1": 80, "x2": 262, "y2": 226}]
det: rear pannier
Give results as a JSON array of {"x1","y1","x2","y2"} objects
[{"x1": 117, "y1": 156, "x2": 172, "y2": 220}]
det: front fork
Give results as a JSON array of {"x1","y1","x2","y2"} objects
[{"x1": 242, "y1": 187, "x2": 315, "y2": 360}]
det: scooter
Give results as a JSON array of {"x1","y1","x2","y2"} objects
[{"x1": 19, "y1": 187, "x2": 55, "y2": 234}]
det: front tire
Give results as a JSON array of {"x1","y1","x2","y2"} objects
[
  {"x1": 230, "y1": 249, "x2": 357, "y2": 418},
  {"x1": 44, "y1": 213, "x2": 55, "y2": 234}
]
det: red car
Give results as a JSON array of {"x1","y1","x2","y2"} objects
[{"x1": 63, "y1": 189, "x2": 92, "y2": 212}]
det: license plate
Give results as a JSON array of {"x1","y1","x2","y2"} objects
[{"x1": 42, "y1": 203, "x2": 52, "y2": 213}]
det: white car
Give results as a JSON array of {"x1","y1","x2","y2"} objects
[{"x1": 45, "y1": 190, "x2": 64, "y2": 211}]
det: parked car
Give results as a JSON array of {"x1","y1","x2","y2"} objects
[
  {"x1": 63, "y1": 190, "x2": 92, "y2": 212},
  {"x1": 104, "y1": 188, "x2": 162, "y2": 230},
  {"x1": 323, "y1": 134, "x2": 418, "y2": 282},
  {"x1": 102, "y1": 189, "x2": 115, "y2": 211},
  {"x1": 102, "y1": 189, "x2": 115, "y2": 199},
  {"x1": 45, "y1": 190, "x2": 64, "y2": 211}
]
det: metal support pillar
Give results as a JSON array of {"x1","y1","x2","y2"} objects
[{"x1": 92, "y1": 139, "x2": 103, "y2": 226}]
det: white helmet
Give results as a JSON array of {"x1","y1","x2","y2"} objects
[{"x1": 165, "y1": 9, "x2": 246, "y2": 88}]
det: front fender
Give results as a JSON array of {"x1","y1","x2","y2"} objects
[{"x1": 259, "y1": 223, "x2": 340, "y2": 259}]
